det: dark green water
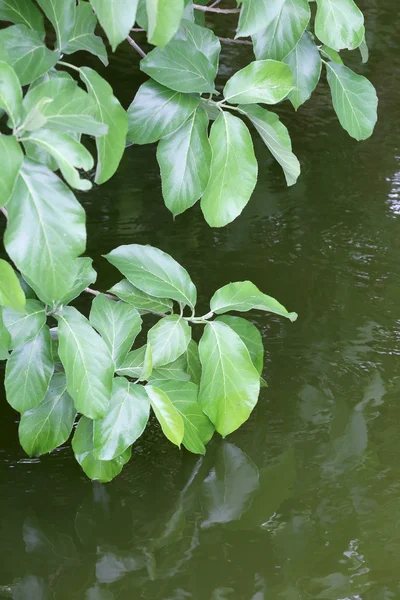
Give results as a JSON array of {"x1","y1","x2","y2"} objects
[{"x1": 1, "y1": 3, "x2": 400, "y2": 598}]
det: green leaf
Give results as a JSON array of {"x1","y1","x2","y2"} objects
[
  {"x1": 201, "y1": 112, "x2": 257, "y2": 227},
  {"x1": 0, "y1": 259, "x2": 26, "y2": 313},
  {"x1": 141, "y1": 342, "x2": 153, "y2": 381},
  {"x1": 3, "y1": 299, "x2": 46, "y2": 348},
  {"x1": 56, "y1": 306, "x2": 114, "y2": 419},
  {"x1": 72, "y1": 416, "x2": 131, "y2": 482},
  {"x1": 315, "y1": 0, "x2": 364, "y2": 51},
  {"x1": 89, "y1": 0, "x2": 138, "y2": 51},
  {"x1": 150, "y1": 379, "x2": 214, "y2": 454},
  {"x1": 320, "y1": 45, "x2": 343, "y2": 64},
  {"x1": 252, "y1": 0, "x2": 310, "y2": 61},
  {"x1": 0, "y1": 61, "x2": 22, "y2": 127},
  {"x1": 179, "y1": 19, "x2": 221, "y2": 70},
  {"x1": 359, "y1": 36, "x2": 369, "y2": 64},
  {"x1": 145, "y1": 384, "x2": 184, "y2": 447},
  {"x1": 36, "y1": 0, "x2": 75, "y2": 51},
  {"x1": 25, "y1": 128, "x2": 94, "y2": 191},
  {"x1": 141, "y1": 41, "x2": 216, "y2": 94},
  {"x1": 19, "y1": 373, "x2": 76, "y2": 456},
  {"x1": 127, "y1": 80, "x2": 199, "y2": 145},
  {"x1": 93, "y1": 377, "x2": 150, "y2": 460},
  {"x1": 148, "y1": 315, "x2": 191, "y2": 367},
  {"x1": 157, "y1": 107, "x2": 211, "y2": 216},
  {"x1": 216, "y1": 315, "x2": 263, "y2": 374},
  {"x1": 116, "y1": 345, "x2": 146, "y2": 378},
  {"x1": 109, "y1": 279, "x2": 173, "y2": 315},
  {"x1": 149, "y1": 354, "x2": 191, "y2": 381},
  {"x1": 65, "y1": 1, "x2": 108, "y2": 66},
  {"x1": 186, "y1": 339, "x2": 201, "y2": 385},
  {"x1": 5, "y1": 326, "x2": 54, "y2": 413},
  {"x1": 21, "y1": 77, "x2": 107, "y2": 136},
  {"x1": 89, "y1": 294, "x2": 142, "y2": 369},
  {"x1": 210, "y1": 280, "x2": 298, "y2": 321},
  {"x1": 0, "y1": 25, "x2": 59, "y2": 85},
  {"x1": 59, "y1": 257, "x2": 97, "y2": 305},
  {"x1": 5, "y1": 159, "x2": 86, "y2": 305},
  {"x1": 0, "y1": 0, "x2": 45, "y2": 34},
  {"x1": 283, "y1": 32, "x2": 322, "y2": 110},
  {"x1": 223, "y1": 60, "x2": 293, "y2": 105},
  {"x1": 147, "y1": 0, "x2": 184, "y2": 48},
  {"x1": 0, "y1": 310, "x2": 11, "y2": 359},
  {"x1": 239, "y1": 104, "x2": 300, "y2": 186},
  {"x1": 105, "y1": 244, "x2": 197, "y2": 310},
  {"x1": 236, "y1": 0, "x2": 283, "y2": 38},
  {"x1": 198, "y1": 321, "x2": 260, "y2": 436},
  {"x1": 326, "y1": 62, "x2": 378, "y2": 141},
  {"x1": 80, "y1": 67, "x2": 128, "y2": 184}
]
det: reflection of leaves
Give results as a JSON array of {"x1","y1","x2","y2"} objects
[
  {"x1": 96, "y1": 549, "x2": 145, "y2": 584},
  {"x1": 238, "y1": 448, "x2": 296, "y2": 530},
  {"x1": 13, "y1": 575, "x2": 53, "y2": 600},
  {"x1": 201, "y1": 442, "x2": 259, "y2": 528},
  {"x1": 150, "y1": 505, "x2": 186, "y2": 551}
]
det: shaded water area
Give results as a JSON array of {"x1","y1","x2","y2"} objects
[{"x1": 1, "y1": 2, "x2": 400, "y2": 598}]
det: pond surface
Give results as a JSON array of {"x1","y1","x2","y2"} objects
[{"x1": 1, "y1": 2, "x2": 400, "y2": 598}]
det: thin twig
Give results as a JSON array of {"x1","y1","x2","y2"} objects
[
  {"x1": 84, "y1": 287, "x2": 118, "y2": 301},
  {"x1": 0, "y1": 206, "x2": 8, "y2": 219},
  {"x1": 127, "y1": 35, "x2": 147, "y2": 58},
  {"x1": 131, "y1": 27, "x2": 145, "y2": 32},
  {"x1": 219, "y1": 36, "x2": 252, "y2": 45},
  {"x1": 193, "y1": 3, "x2": 240, "y2": 13},
  {"x1": 210, "y1": 0, "x2": 222, "y2": 7}
]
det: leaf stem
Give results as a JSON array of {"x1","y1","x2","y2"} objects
[
  {"x1": 193, "y1": 3, "x2": 240, "y2": 13},
  {"x1": 216, "y1": 102, "x2": 240, "y2": 111},
  {"x1": 57, "y1": 60, "x2": 81, "y2": 73},
  {"x1": 219, "y1": 37, "x2": 252, "y2": 45},
  {"x1": 127, "y1": 36, "x2": 147, "y2": 58}
]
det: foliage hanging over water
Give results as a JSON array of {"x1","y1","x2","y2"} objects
[{"x1": 0, "y1": 0, "x2": 377, "y2": 481}]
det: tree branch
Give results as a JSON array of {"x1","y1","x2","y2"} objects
[
  {"x1": 193, "y1": 3, "x2": 240, "y2": 13},
  {"x1": 127, "y1": 35, "x2": 147, "y2": 58},
  {"x1": 219, "y1": 37, "x2": 252, "y2": 45},
  {"x1": 84, "y1": 287, "x2": 118, "y2": 301}
]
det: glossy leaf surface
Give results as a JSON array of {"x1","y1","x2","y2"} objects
[
  {"x1": 25, "y1": 128, "x2": 94, "y2": 191},
  {"x1": 0, "y1": 259, "x2": 26, "y2": 313},
  {"x1": 93, "y1": 377, "x2": 150, "y2": 460},
  {"x1": 186, "y1": 339, "x2": 201, "y2": 385},
  {"x1": 216, "y1": 315, "x2": 264, "y2": 374},
  {"x1": 22, "y1": 77, "x2": 107, "y2": 136},
  {"x1": 0, "y1": 25, "x2": 59, "y2": 85},
  {"x1": 145, "y1": 384, "x2": 184, "y2": 447},
  {"x1": 148, "y1": 315, "x2": 191, "y2": 367},
  {"x1": 127, "y1": 80, "x2": 199, "y2": 145},
  {"x1": 178, "y1": 19, "x2": 220, "y2": 71},
  {"x1": 252, "y1": 0, "x2": 310, "y2": 61},
  {"x1": 198, "y1": 321, "x2": 260, "y2": 436},
  {"x1": 283, "y1": 32, "x2": 322, "y2": 110},
  {"x1": 89, "y1": 0, "x2": 138, "y2": 51},
  {"x1": 72, "y1": 416, "x2": 131, "y2": 482},
  {"x1": 210, "y1": 280, "x2": 298, "y2": 321},
  {"x1": 147, "y1": 0, "x2": 184, "y2": 47},
  {"x1": 223, "y1": 60, "x2": 293, "y2": 105},
  {"x1": 315, "y1": 0, "x2": 364, "y2": 51},
  {"x1": 240, "y1": 104, "x2": 300, "y2": 186},
  {"x1": 116, "y1": 345, "x2": 147, "y2": 379},
  {"x1": 57, "y1": 307, "x2": 113, "y2": 419},
  {"x1": 90, "y1": 294, "x2": 142, "y2": 368},
  {"x1": 19, "y1": 373, "x2": 76, "y2": 456},
  {"x1": 326, "y1": 62, "x2": 378, "y2": 141},
  {"x1": 0, "y1": 310, "x2": 10, "y2": 359},
  {"x1": 236, "y1": 0, "x2": 283, "y2": 38},
  {"x1": 149, "y1": 354, "x2": 190, "y2": 381},
  {"x1": 109, "y1": 279, "x2": 173, "y2": 315},
  {"x1": 3, "y1": 144, "x2": 26, "y2": 194},
  {"x1": 36, "y1": 0, "x2": 75, "y2": 50},
  {"x1": 5, "y1": 159, "x2": 86, "y2": 305},
  {"x1": 59, "y1": 258, "x2": 97, "y2": 305},
  {"x1": 65, "y1": 1, "x2": 108, "y2": 65},
  {"x1": 201, "y1": 112, "x2": 257, "y2": 227},
  {"x1": 5, "y1": 326, "x2": 54, "y2": 413},
  {"x1": 80, "y1": 67, "x2": 128, "y2": 183},
  {"x1": 151, "y1": 379, "x2": 214, "y2": 454},
  {"x1": 3, "y1": 299, "x2": 45, "y2": 348},
  {"x1": 105, "y1": 244, "x2": 197, "y2": 310},
  {"x1": 0, "y1": 61, "x2": 22, "y2": 127},
  {"x1": 0, "y1": 0, "x2": 45, "y2": 33},
  {"x1": 157, "y1": 107, "x2": 211, "y2": 216},
  {"x1": 141, "y1": 41, "x2": 216, "y2": 94}
]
